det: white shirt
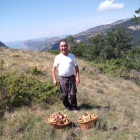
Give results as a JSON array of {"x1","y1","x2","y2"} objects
[{"x1": 53, "y1": 52, "x2": 78, "y2": 77}]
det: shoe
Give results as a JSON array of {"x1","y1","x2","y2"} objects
[{"x1": 64, "y1": 108, "x2": 71, "y2": 112}]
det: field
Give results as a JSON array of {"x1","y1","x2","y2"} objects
[{"x1": 0, "y1": 47, "x2": 140, "y2": 140}]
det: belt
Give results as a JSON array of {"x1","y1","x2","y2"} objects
[{"x1": 60, "y1": 75, "x2": 75, "y2": 79}]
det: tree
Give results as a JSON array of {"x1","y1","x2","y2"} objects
[
  {"x1": 83, "y1": 33, "x2": 104, "y2": 60},
  {"x1": 64, "y1": 35, "x2": 74, "y2": 46},
  {"x1": 133, "y1": 5, "x2": 140, "y2": 43},
  {"x1": 133, "y1": 8, "x2": 140, "y2": 22},
  {"x1": 70, "y1": 41, "x2": 87, "y2": 57},
  {"x1": 100, "y1": 26, "x2": 135, "y2": 59}
]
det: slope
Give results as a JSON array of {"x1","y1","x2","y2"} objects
[
  {"x1": 0, "y1": 47, "x2": 140, "y2": 139},
  {"x1": 0, "y1": 41, "x2": 8, "y2": 48}
]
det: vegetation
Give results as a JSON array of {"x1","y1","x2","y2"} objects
[
  {"x1": 64, "y1": 35, "x2": 74, "y2": 46},
  {"x1": 70, "y1": 41, "x2": 86, "y2": 57},
  {"x1": 133, "y1": 8, "x2": 140, "y2": 22},
  {"x1": 0, "y1": 73, "x2": 60, "y2": 111},
  {"x1": 30, "y1": 66, "x2": 42, "y2": 75},
  {"x1": 0, "y1": 47, "x2": 140, "y2": 139},
  {"x1": 68, "y1": 26, "x2": 140, "y2": 84},
  {"x1": 70, "y1": 26, "x2": 135, "y2": 60},
  {"x1": 0, "y1": 59, "x2": 4, "y2": 69},
  {"x1": 49, "y1": 50, "x2": 61, "y2": 55}
]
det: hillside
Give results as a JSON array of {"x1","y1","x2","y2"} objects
[
  {"x1": 0, "y1": 41, "x2": 8, "y2": 48},
  {"x1": 0, "y1": 47, "x2": 140, "y2": 139},
  {"x1": 42, "y1": 18, "x2": 140, "y2": 51},
  {"x1": 21, "y1": 37, "x2": 61, "y2": 51},
  {"x1": 74, "y1": 18, "x2": 131, "y2": 42},
  {"x1": 41, "y1": 39, "x2": 62, "y2": 51},
  {"x1": 74, "y1": 18, "x2": 140, "y2": 44}
]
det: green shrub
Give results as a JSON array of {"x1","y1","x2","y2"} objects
[
  {"x1": 134, "y1": 77, "x2": 140, "y2": 86},
  {"x1": 49, "y1": 50, "x2": 61, "y2": 55},
  {"x1": 0, "y1": 59, "x2": 4, "y2": 69},
  {"x1": 0, "y1": 73, "x2": 60, "y2": 109},
  {"x1": 82, "y1": 66, "x2": 86, "y2": 70},
  {"x1": 95, "y1": 58, "x2": 130, "y2": 79},
  {"x1": 123, "y1": 46, "x2": 140, "y2": 71},
  {"x1": 31, "y1": 66, "x2": 42, "y2": 75}
]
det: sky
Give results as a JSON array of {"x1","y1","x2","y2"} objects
[{"x1": 1, "y1": 0, "x2": 140, "y2": 42}]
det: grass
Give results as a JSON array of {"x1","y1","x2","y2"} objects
[{"x1": 0, "y1": 47, "x2": 140, "y2": 140}]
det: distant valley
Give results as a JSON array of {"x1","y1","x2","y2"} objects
[
  {"x1": 3, "y1": 37, "x2": 50, "y2": 49},
  {"x1": 4, "y1": 40, "x2": 25, "y2": 49}
]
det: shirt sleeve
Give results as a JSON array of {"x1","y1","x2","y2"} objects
[
  {"x1": 53, "y1": 56, "x2": 58, "y2": 67},
  {"x1": 72, "y1": 55, "x2": 78, "y2": 66}
]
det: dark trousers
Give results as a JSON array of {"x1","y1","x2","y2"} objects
[{"x1": 59, "y1": 76, "x2": 77, "y2": 110}]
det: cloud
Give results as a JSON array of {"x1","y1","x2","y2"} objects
[
  {"x1": 56, "y1": 27, "x2": 67, "y2": 33},
  {"x1": 96, "y1": 0, "x2": 124, "y2": 12},
  {"x1": 78, "y1": 25, "x2": 87, "y2": 30},
  {"x1": 135, "y1": 14, "x2": 140, "y2": 17},
  {"x1": 33, "y1": 28, "x2": 67, "y2": 37}
]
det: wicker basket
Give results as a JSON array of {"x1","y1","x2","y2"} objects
[
  {"x1": 46, "y1": 115, "x2": 70, "y2": 129},
  {"x1": 77, "y1": 120, "x2": 92, "y2": 130},
  {"x1": 91, "y1": 115, "x2": 98, "y2": 127}
]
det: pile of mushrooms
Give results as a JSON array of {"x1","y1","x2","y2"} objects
[
  {"x1": 77, "y1": 112, "x2": 97, "y2": 123},
  {"x1": 47, "y1": 112, "x2": 70, "y2": 124}
]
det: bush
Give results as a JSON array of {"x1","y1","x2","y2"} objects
[
  {"x1": 134, "y1": 77, "x2": 140, "y2": 86},
  {"x1": 49, "y1": 50, "x2": 61, "y2": 55},
  {"x1": 95, "y1": 58, "x2": 130, "y2": 79},
  {"x1": 31, "y1": 66, "x2": 42, "y2": 75},
  {"x1": 0, "y1": 59, "x2": 4, "y2": 69},
  {"x1": 0, "y1": 73, "x2": 60, "y2": 109},
  {"x1": 123, "y1": 46, "x2": 140, "y2": 71}
]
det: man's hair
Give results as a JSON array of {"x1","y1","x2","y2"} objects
[{"x1": 59, "y1": 40, "x2": 68, "y2": 46}]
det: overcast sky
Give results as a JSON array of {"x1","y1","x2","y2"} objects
[{"x1": 1, "y1": 0, "x2": 140, "y2": 42}]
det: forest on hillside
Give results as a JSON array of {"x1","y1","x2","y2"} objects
[{"x1": 70, "y1": 25, "x2": 140, "y2": 82}]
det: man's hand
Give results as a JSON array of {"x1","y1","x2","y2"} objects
[
  {"x1": 53, "y1": 79, "x2": 58, "y2": 86},
  {"x1": 76, "y1": 78, "x2": 80, "y2": 85},
  {"x1": 74, "y1": 66, "x2": 80, "y2": 85},
  {"x1": 52, "y1": 66, "x2": 58, "y2": 86}
]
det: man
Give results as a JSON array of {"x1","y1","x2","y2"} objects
[{"x1": 52, "y1": 40, "x2": 80, "y2": 112}]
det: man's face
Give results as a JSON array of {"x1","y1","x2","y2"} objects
[{"x1": 59, "y1": 41, "x2": 68, "y2": 54}]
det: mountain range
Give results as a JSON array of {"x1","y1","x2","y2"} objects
[
  {"x1": 21, "y1": 37, "x2": 61, "y2": 51},
  {"x1": 42, "y1": 18, "x2": 140, "y2": 51},
  {"x1": 3, "y1": 35, "x2": 67, "y2": 49},
  {"x1": 3, "y1": 17, "x2": 140, "y2": 51}
]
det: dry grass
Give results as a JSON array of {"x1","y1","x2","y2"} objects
[{"x1": 0, "y1": 47, "x2": 140, "y2": 140}]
